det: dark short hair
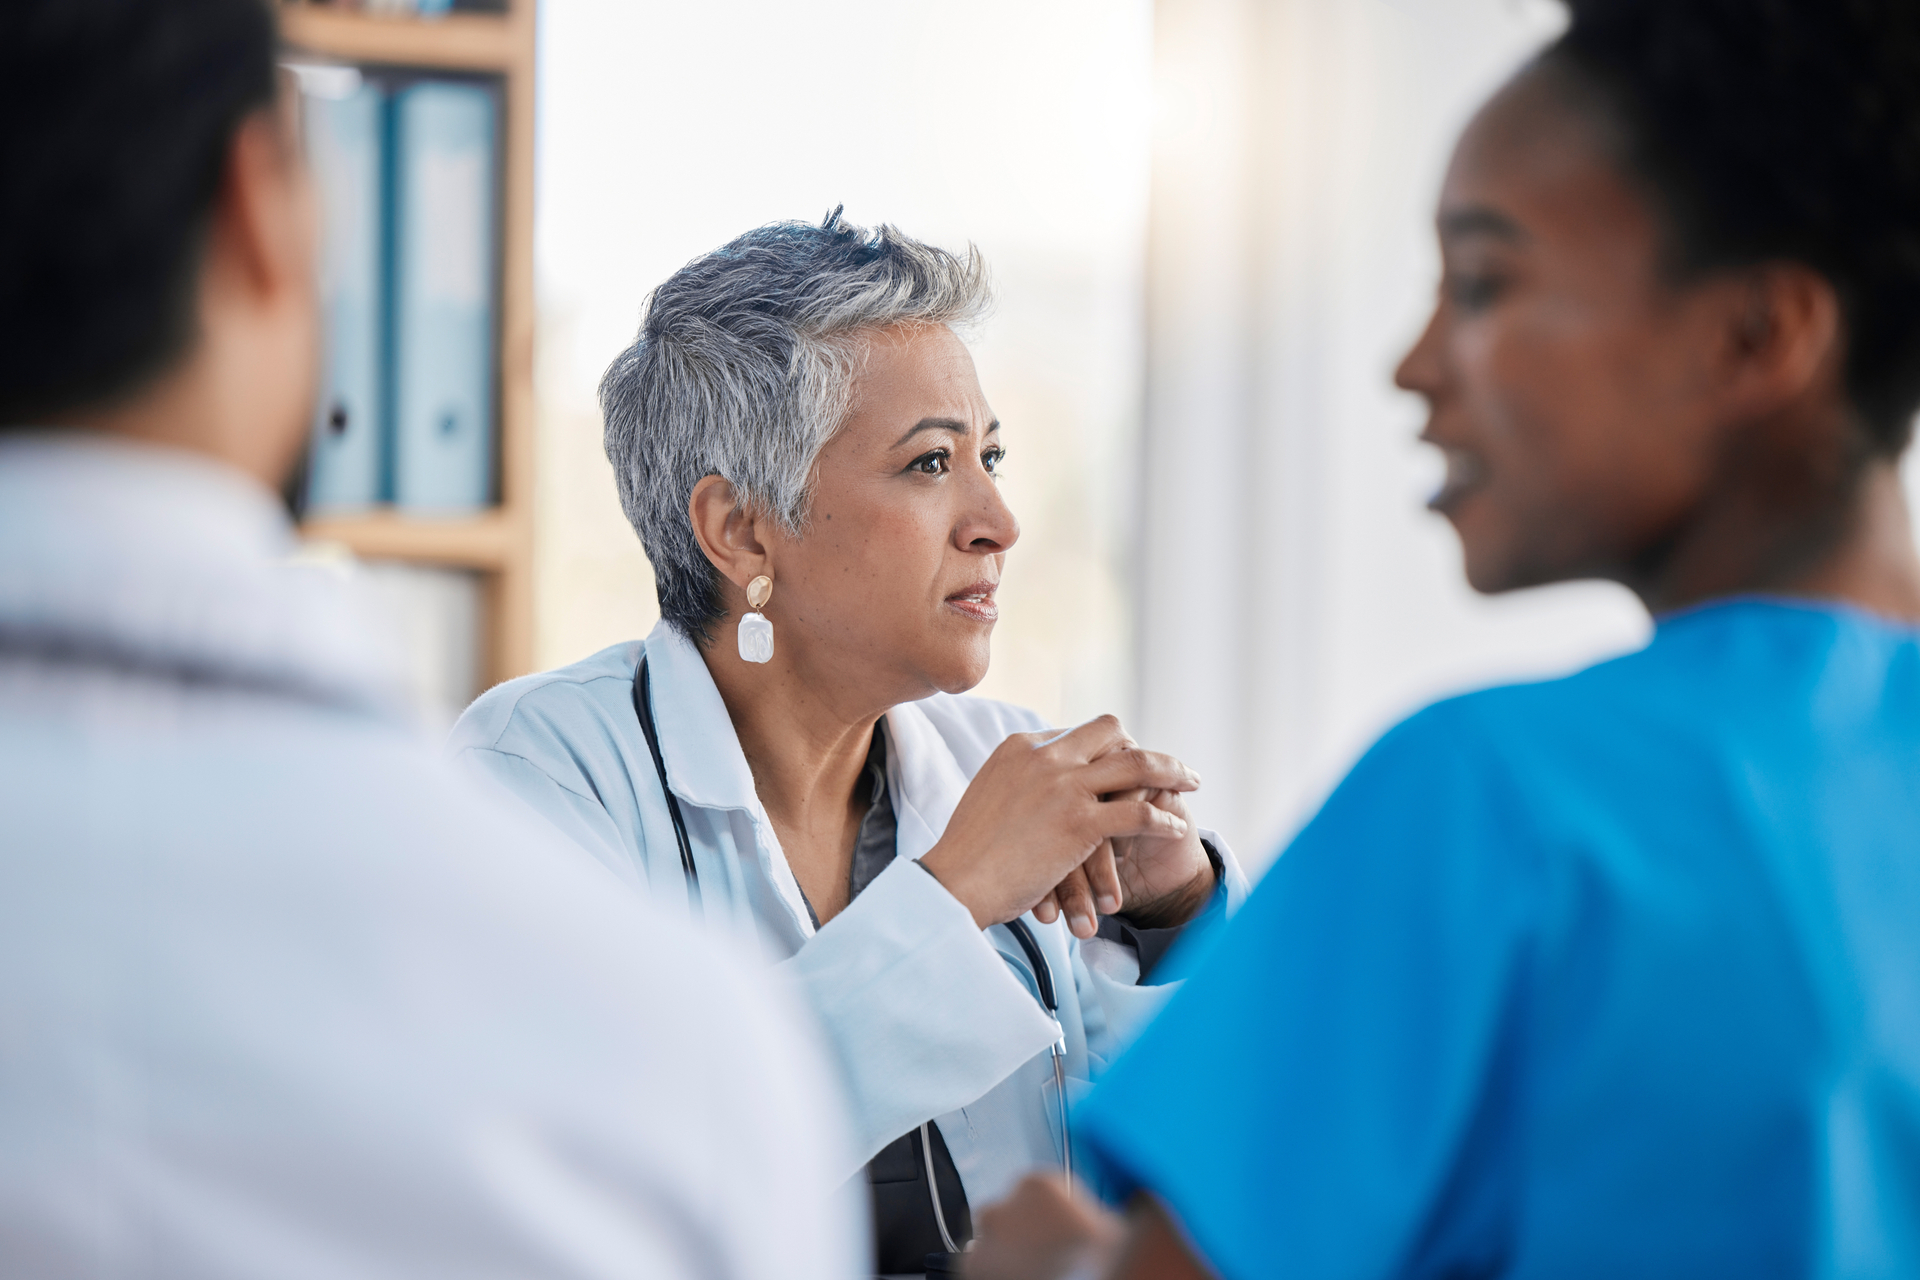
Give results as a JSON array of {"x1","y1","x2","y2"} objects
[
  {"x1": 1546, "y1": 0, "x2": 1920, "y2": 454},
  {"x1": 0, "y1": 0, "x2": 279, "y2": 425}
]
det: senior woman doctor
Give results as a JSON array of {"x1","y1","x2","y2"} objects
[{"x1": 451, "y1": 211, "x2": 1247, "y2": 1271}]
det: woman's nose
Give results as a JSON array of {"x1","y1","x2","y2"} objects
[{"x1": 958, "y1": 470, "x2": 1020, "y2": 553}]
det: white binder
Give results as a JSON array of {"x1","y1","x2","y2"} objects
[
  {"x1": 391, "y1": 81, "x2": 497, "y2": 512},
  {"x1": 302, "y1": 76, "x2": 386, "y2": 511}
]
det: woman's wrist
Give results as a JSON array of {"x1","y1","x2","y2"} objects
[
  {"x1": 1118, "y1": 840, "x2": 1221, "y2": 931},
  {"x1": 915, "y1": 850, "x2": 993, "y2": 930}
]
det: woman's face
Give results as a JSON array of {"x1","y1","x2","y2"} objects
[
  {"x1": 1395, "y1": 68, "x2": 1751, "y2": 594},
  {"x1": 765, "y1": 323, "x2": 1017, "y2": 700}
]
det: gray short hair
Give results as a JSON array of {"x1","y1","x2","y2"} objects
[{"x1": 601, "y1": 207, "x2": 993, "y2": 640}]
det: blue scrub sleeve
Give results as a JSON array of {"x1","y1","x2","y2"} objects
[{"x1": 1073, "y1": 702, "x2": 1546, "y2": 1280}]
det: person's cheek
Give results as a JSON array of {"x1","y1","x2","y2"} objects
[
  {"x1": 867, "y1": 506, "x2": 939, "y2": 655},
  {"x1": 1453, "y1": 357, "x2": 1541, "y2": 588}
]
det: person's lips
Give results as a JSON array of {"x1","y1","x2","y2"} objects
[
  {"x1": 1427, "y1": 444, "x2": 1489, "y2": 513},
  {"x1": 945, "y1": 582, "x2": 999, "y2": 622}
]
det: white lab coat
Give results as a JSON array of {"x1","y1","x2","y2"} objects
[
  {"x1": 450, "y1": 619, "x2": 1250, "y2": 1211},
  {"x1": 0, "y1": 435, "x2": 865, "y2": 1280}
]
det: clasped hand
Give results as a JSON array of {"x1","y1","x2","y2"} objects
[{"x1": 919, "y1": 716, "x2": 1211, "y2": 938}]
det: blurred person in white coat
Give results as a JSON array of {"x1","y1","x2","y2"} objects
[{"x1": 0, "y1": 2, "x2": 863, "y2": 1276}]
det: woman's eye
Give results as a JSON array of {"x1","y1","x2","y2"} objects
[
  {"x1": 982, "y1": 447, "x2": 1007, "y2": 475},
  {"x1": 909, "y1": 449, "x2": 951, "y2": 475},
  {"x1": 1445, "y1": 272, "x2": 1507, "y2": 313}
]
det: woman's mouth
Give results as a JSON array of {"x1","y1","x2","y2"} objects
[
  {"x1": 1428, "y1": 444, "x2": 1489, "y2": 513},
  {"x1": 946, "y1": 583, "x2": 999, "y2": 622}
]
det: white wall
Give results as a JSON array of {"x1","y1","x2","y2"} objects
[
  {"x1": 1138, "y1": 0, "x2": 1652, "y2": 871},
  {"x1": 532, "y1": 0, "x2": 1155, "y2": 729},
  {"x1": 539, "y1": 2, "x2": 1807, "y2": 875}
]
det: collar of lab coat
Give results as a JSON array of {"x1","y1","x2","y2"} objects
[
  {"x1": 0, "y1": 433, "x2": 405, "y2": 719},
  {"x1": 638, "y1": 619, "x2": 975, "y2": 904},
  {"x1": 880, "y1": 699, "x2": 973, "y2": 864},
  {"x1": 638, "y1": 620, "x2": 767, "y2": 816}
]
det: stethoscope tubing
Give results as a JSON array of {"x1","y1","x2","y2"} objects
[
  {"x1": 1006, "y1": 915, "x2": 1075, "y2": 1190},
  {"x1": 632, "y1": 656, "x2": 701, "y2": 915}
]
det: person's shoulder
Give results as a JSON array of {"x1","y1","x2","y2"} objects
[
  {"x1": 2, "y1": 660, "x2": 861, "y2": 1271},
  {"x1": 1327, "y1": 642, "x2": 1663, "y2": 824},
  {"x1": 449, "y1": 640, "x2": 641, "y2": 759},
  {"x1": 1400, "y1": 640, "x2": 1662, "y2": 752},
  {"x1": 901, "y1": 690, "x2": 1050, "y2": 774}
]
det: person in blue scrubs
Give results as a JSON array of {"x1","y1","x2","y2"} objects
[{"x1": 964, "y1": 1, "x2": 1920, "y2": 1277}]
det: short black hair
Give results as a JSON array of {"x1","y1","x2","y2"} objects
[
  {"x1": 0, "y1": 0, "x2": 279, "y2": 425},
  {"x1": 1548, "y1": 0, "x2": 1920, "y2": 454}
]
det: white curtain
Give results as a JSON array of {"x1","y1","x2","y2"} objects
[{"x1": 1136, "y1": 0, "x2": 1649, "y2": 871}]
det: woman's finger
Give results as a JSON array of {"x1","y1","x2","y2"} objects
[
  {"x1": 1032, "y1": 888, "x2": 1060, "y2": 926},
  {"x1": 1055, "y1": 865, "x2": 1098, "y2": 939},
  {"x1": 1085, "y1": 796, "x2": 1191, "y2": 843},
  {"x1": 1042, "y1": 714, "x2": 1130, "y2": 763},
  {"x1": 1081, "y1": 748, "x2": 1200, "y2": 798},
  {"x1": 1084, "y1": 839, "x2": 1122, "y2": 917}
]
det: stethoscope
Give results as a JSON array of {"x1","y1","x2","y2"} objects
[{"x1": 632, "y1": 655, "x2": 1076, "y2": 1249}]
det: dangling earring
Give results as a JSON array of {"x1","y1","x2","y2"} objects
[{"x1": 738, "y1": 575, "x2": 775, "y2": 664}]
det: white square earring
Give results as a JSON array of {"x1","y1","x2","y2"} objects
[{"x1": 738, "y1": 574, "x2": 774, "y2": 663}]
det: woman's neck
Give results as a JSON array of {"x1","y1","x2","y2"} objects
[
  {"x1": 1632, "y1": 436, "x2": 1920, "y2": 626},
  {"x1": 698, "y1": 631, "x2": 888, "y2": 923}
]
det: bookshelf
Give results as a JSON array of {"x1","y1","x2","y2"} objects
[{"x1": 283, "y1": 1, "x2": 537, "y2": 689}]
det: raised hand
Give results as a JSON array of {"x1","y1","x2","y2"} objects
[
  {"x1": 1030, "y1": 749, "x2": 1213, "y2": 936},
  {"x1": 918, "y1": 716, "x2": 1199, "y2": 933},
  {"x1": 1106, "y1": 785, "x2": 1214, "y2": 929},
  {"x1": 962, "y1": 1174, "x2": 1122, "y2": 1280}
]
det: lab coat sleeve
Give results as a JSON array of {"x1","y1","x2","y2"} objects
[
  {"x1": 779, "y1": 856, "x2": 1061, "y2": 1174},
  {"x1": 1075, "y1": 828, "x2": 1253, "y2": 1062},
  {"x1": 451, "y1": 745, "x2": 647, "y2": 893}
]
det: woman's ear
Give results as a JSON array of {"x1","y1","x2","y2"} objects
[
  {"x1": 687, "y1": 475, "x2": 772, "y2": 596},
  {"x1": 1717, "y1": 263, "x2": 1844, "y2": 420}
]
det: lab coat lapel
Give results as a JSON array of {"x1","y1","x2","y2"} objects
[
  {"x1": 639, "y1": 621, "x2": 817, "y2": 936},
  {"x1": 883, "y1": 700, "x2": 972, "y2": 864},
  {"x1": 637, "y1": 634, "x2": 987, "y2": 934},
  {"x1": 638, "y1": 622, "x2": 761, "y2": 813}
]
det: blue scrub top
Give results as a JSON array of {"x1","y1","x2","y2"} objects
[{"x1": 1075, "y1": 599, "x2": 1920, "y2": 1280}]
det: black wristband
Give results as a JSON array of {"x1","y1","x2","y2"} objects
[{"x1": 1202, "y1": 837, "x2": 1225, "y2": 887}]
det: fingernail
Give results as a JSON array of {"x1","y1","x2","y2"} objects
[
  {"x1": 1097, "y1": 893, "x2": 1119, "y2": 914},
  {"x1": 1074, "y1": 912, "x2": 1095, "y2": 936}
]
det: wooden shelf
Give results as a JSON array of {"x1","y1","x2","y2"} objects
[
  {"x1": 300, "y1": 509, "x2": 527, "y2": 570},
  {"x1": 287, "y1": 0, "x2": 539, "y2": 688},
  {"x1": 281, "y1": 8, "x2": 525, "y2": 72}
]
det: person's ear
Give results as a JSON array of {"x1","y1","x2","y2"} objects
[
  {"x1": 687, "y1": 475, "x2": 774, "y2": 602},
  {"x1": 198, "y1": 93, "x2": 321, "y2": 488},
  {"x1": 1714, "y1": 263, "x2": 1843, "y2": 422},
  {"x1": 211, "y1": 100, "x2": 316, "y2": 318}
]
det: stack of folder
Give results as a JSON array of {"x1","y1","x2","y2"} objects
[{"x1": 301, "y1": 67, "x2": 500, "y2": 515}]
